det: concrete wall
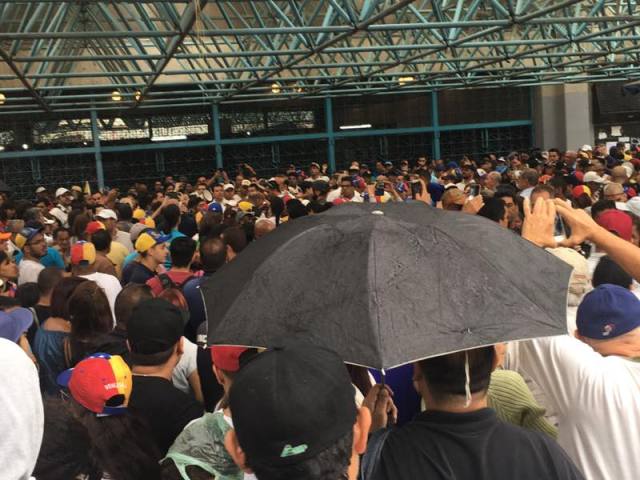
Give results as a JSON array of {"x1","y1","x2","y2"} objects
[{"x1": 532, "y1": 83, "x2": 593, "y2": 150}]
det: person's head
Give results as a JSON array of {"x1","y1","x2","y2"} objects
[
  {"x1": 90, "y1": 191, "x2": 104, "y2": 207},
  {"x1": 16, "y1": 227, "x2": 47, "y2": 259},
  {"x1": 91, "y1": 229, "x2": 111, "y2": 254},
  {"x1": 441, "y1": 188, "x2": 465, "y2": 211},
  {"x1": 0, "y1": 250, "x2": 18, "y2": 282},
  {"x1": 548, "y1": 148, "x2": 561, "y2": 164},
  {"x1": 43, "y1": 354, "x2": 160, "y2": 480},
  {"x1": 593, "y1": 256, "x2": 633, "y2": 289},
  {"x1": 135, "y1": 230, "x2": 169, "y2": 267},
  {"x1": 603, "y1": 182, "x2": 626, "y2": 202},
  {"x1": 126, "y1": 298, "x2": 186, "y2": 369},
  {"x1": 222, "y1": 226, "x2": 247, "y2": 261},
  {"x1": 50, "y1": 277, "x2": 87, "y2": 320},
  {"x1": 198, "y1": 236, "x2": 227, "y2": 273},
  {"x1": 68, "y1": 281, "x2": 112, "y2": 340},
  {"x1": 37, "y1": 266, "x2": 64, "y2": 301},
  {"x1": 70, "y1": 241, "x2": 97, "y2": 275},
  {"x1": 477, "y1": 198, "x2": 508, "y2": 227},
  {"x1": 484, "y1": 171, "x2": 501, "y2": 191},
  {"x1": 610, "y1": 165, "x2": 629, "y2": 185},
  {"x1": 95, "y1": 209, "x2": 118, "y2": 234},
  {"x1": 225, "y1": 343, "x2": 371, "y2": 480},
  {"x1": 15, "y1": 283, "x2": 40, "y2": 308},
  {"x1": 224, "y1": 184, "x2": 236, "y2": 200},
  {"x1": 340, "y1": 177, "x2": 355, "y2": 199},
  {"x1": 114, "y1": 284, "x2": 153, "y2": 331},
  {"x1": 286, "y1": 199, "x2": 308, "y2": 220},
  {"x1": 595, "y1": 210, "x2": 633, "y2": 242},
  {"x1": 517, "y1": 169, "x2": 539, "y2": 190},
  {"x1": 115, "y1": 202, "x2": 133, "y2": 223},
  {"x1": 56, "y1": 188, "x2": 73, "y2": 207},
  {"x1": 530, "y1": 184, "x2": 555, "y2": 205},
  {"x1": 254, "y1": 218, "x2": 276, "y2": 239},
  {"x1": 576, "y1": 284, "x2": 640, "y2": 358},
  {"x1": 590, "y1": 199, "x2": 616, "y2": 220},
  {"x1": 169, "y1": 236, "x2": 196, "y2": 269},
  {"x1": 161, "y1": 204, "x2": 181, "y2": 232},
  {"x1": 213, "y1": 185, "x2": 224, "y2": 203},
  {"x1": 414, "y1": 346, "x2": 495, "y2": 409}
]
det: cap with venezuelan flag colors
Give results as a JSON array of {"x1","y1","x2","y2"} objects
[
  {"x1": 135, "y1": 229, "x2": 170, "y2": 253},
  {"x1": 57, "y1": 353, "x2": 132, "y2": 416},
  {"x1": 70, "y1": 241, "x2": 96, "y2": 265}
]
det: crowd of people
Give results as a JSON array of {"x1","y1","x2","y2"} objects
[{"x1": 1, "y1": 140, "x2": 639, "y2": 479}]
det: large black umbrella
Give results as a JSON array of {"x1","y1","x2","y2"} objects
[{"x1": 203, "y1": 202, "x2": 571, "y2": 370}]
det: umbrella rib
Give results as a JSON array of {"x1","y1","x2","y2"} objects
[{"x1": 370, "y1": 232, "x2": 385, "y2": 368}]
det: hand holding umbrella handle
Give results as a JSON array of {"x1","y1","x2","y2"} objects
[{"x1": 363, "y1": 384, "x2": 398, "y2": 432}]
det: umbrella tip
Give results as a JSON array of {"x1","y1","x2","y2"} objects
[{"x1": 372, "y1": 210, "x2": 384, "y2": 216}]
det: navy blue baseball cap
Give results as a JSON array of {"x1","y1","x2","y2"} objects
[{"x1": 577, "y1": 284, "x2": 640, "y2": 339}]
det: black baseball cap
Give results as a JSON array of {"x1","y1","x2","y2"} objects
[
  {"x1": 127, "y1": 298, "x2": 186, "y2": 355},
  {"x1": 229, "y1": 343, "x2": 356, "y2": 467}
]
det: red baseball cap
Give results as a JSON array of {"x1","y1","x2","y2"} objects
[
  {"x1": 85, "y1": 220, "x2": 106, "y2": 235},
  {"x1": 572, "y1": 185, "x2": 591, "y2": 198},
  {"x1": 211, "y1": 345, "x2": 249, "y2": 373},
  {"x1": 57, "y1": 353, "x2": 132, "y2": 416},
  {"x1": 596, "y1": 210, "x2": 632, "y2": 242}
]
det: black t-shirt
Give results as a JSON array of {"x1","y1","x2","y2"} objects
[
  {"x1": 372, "y1": 408, "x2": 584, "y2": 480},
  {"x1": 121, "y1": 261, "x2": 155, "y2": 286},
  {"x1": 129, "y1": 375, "x2": 204, "y2": 455}
]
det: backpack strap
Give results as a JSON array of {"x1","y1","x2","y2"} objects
[{"x1": 159, "y1": 273, "x2": 176, "y2": 291}]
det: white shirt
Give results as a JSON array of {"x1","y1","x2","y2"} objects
[
  {"x1": 519, "y1": 186, "x2": 534, "y2": 199},
  {"x1": 18, "y1": 259, "x2": 44, "y2": 285},
  {"x1": 172, "y1": 337, "x2": 198, "y2": 397},
  {"x1": 509, "y1": 336, "x2": 640, "y2": 480},
  {"x1": 326, "y1": 188, "x2": 342, "y2": 203},
  {"x1": 115, "y1": 230, "x2": 133, "y2": 253},
  {"x1": 79, "y1": 272, "x2": 122, "y2": 325}
]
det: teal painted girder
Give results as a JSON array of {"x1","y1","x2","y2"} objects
[{"x1": 0, "y1": 1, "x2": 640, "y2": 114}]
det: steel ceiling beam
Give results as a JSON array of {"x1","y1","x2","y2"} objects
[
  {"x1": 0, "y1": 45, "x2": 51, "y2": 112},
  {"x1": 132, "y1": 0, "x2": 209, "y2": 107}
]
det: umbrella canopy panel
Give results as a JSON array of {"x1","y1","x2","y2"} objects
[{"x1": 204, "y1": 203, "x2": 571, "y2": 369}]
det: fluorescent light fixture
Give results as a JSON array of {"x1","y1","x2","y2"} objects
[
  {"x1": 0, "y1": 93, "x2": 5, "y2": 105},
  {"x1": 398, "y1": 76, "x2": 415, "y2": 86},
  {"x1": 271, "y1": 83, "x2": 281, "y2": 94},
  {"x1": 339, "y1": 124, "x2": 372, "y2": 130},
  {"x1": 151, "y1": 135, "x2": 187, "y2": 142},
  {"x1": 111, "y1": 90, "x2": 122, "y2": 102},
  {"x1": 22, "y1": 143, "x2": 29, "y2": 150},
  {"x1": 0, "y1": 146, "x2": 5, "y2": 152}
]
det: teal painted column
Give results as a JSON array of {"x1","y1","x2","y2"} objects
[
  {"x1": 212, "y1": 103, "x2": 223, "y2": 169},
  {"x1": 431, "y1": 90, "x2": 441, "y2": 160},
  {"x1": 90, "y1": 108, "x2": 104, "y2": 191},
  {"x1": 324, "y1": 96, "x2": 336, "y2": 173}
]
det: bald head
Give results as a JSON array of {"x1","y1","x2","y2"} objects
[
  {"x1": 199, "y1": 236, "x2": 227, "y2": 273},
  {"x1": 604, "y1": 182, "x2": 626, "y2": 202},
  {"x1": 254, "y1": 218, "x2": 276, "y2": 239}
]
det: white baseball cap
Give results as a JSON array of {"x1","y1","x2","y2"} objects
[
  {"x1": 583, "y1": 171, "x2": 606, "y2": 184},
  {"x1": 95, "y1": 208, "x2": 117, "y2": 220},
  {"x1": 223, "y1": 183, "x2": 235, "y2": 191},
  {"x1": 55, "y1": 187, "x2": 70, "y2": 198},
  {"x1": 627, "y1": 196, "x2": 640, "y2": 218},
  {"x1": 35, "y1": 186, "x2": 46, "y2": 194},
  {"x1": 580, "y1": 144, "x2": 593, "y2": 152}
]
